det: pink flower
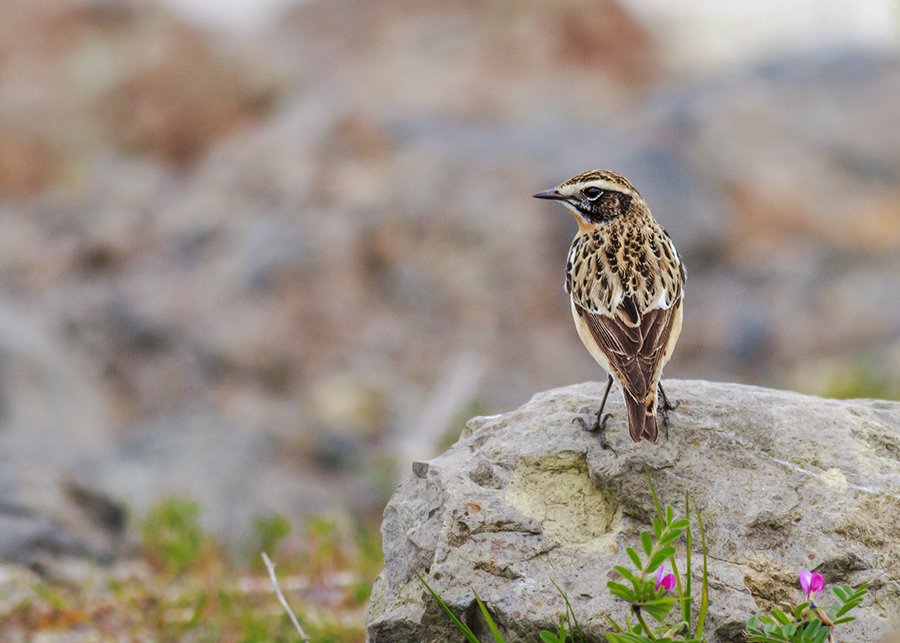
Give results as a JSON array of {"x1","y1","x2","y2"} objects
[
  {"x1": 799, "y1": 570, "x2": 825, "y2": 600},
  {"x1": 655, "y1": 564, "x2": 676, "y2": 592}
]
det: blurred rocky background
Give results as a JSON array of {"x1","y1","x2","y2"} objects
[{"x1": 0, "y1": 0, "x2": 899, "y2": 560}]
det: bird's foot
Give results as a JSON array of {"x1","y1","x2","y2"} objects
[
  {"x1": 573, "y1": 408, "x2": 617, "y2": 454},
  {"x1": 657, "y1": 385, "x2": 680, "y2": 440},
  {"x1": 660, "y1": 397, "x2": 680, "y2": 413}
]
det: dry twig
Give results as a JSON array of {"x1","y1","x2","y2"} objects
[{"x1": 262, "y1": 552, "x2": 310, "y2": 642}]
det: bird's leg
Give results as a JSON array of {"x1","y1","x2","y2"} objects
[
  {"x1": 658, "y1": 382, "x2": 679, "y2": 412},
  {"x1": 657, "y1": 382, "x2": 680, "y2": 439},
  {"x1": 594, "y1": 374, "x2": 614, "y2": 422},
  {"x1": 572, "y1": 375, "x2": 617, "y2": 454}
]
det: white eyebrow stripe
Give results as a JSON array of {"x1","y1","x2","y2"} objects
[
  {"x1": 581, "y1": 180, "x2": 636, "y2": 196},
  {"x1": 561, "y1": 179, "x2": 637, "y2": 199}
]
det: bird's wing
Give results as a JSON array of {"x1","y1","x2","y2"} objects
[
  {"x1": 574, "y1": 295, "x2": 681, "y2": 404},
  {"x1": 568, "y1": 224, "x2": 685, "y2": 401}
]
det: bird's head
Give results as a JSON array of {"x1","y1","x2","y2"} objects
[{"x1": 533, "y1": 170, "x2": 642, "y2": 228}]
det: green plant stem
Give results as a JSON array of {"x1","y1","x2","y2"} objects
[
  {"x1": 696, "y1": 509, "x2": 709, "y2": 637},
  {"x1": 639, "y1": 465, "x2": 676, "y2": 583},
  {"x1": 683, "y1": 492, "x2": 692, "y2": 638},
  {"x1": 668, "y1": 558, "x2": 683, "y2": 607},
  {"x1": 638, "y1": 532, "x2": 673, "y2": 584},
  {"x1": 634, "y1": 608, "x2": 658, "y2": 641},
  {"x1": 551, "y1": 579, "x2": 585, "y2": 643}
]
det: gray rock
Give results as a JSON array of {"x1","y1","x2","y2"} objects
[
  {"x1": 0, "y1": 460, "x2": 132, "y2": 568},
  {"x1": 367, "y1": 380, "x2": 900, "y2": 642}
]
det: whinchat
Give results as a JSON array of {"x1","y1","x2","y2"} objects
[{"x1": 534, "y1": 170, "x2": 685, "y2": 448}]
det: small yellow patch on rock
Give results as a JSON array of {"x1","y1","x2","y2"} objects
[
  {"x1": 820, "y1": 468, "x2": 848, "y2": 493},
  {"x1": 505, "y1": 453, "x2": 621, "y2": 554}
]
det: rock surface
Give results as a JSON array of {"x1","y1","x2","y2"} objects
[{"x1": 367, "y1": 380, "x2": 900, "y2": 642}]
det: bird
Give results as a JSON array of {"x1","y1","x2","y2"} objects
[{"x1": 534, "y1": 170, "x2": 685, "y2": 448}]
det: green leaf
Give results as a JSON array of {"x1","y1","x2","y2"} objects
[
  {"x1": 614, "y1": 565, "x2": 636, "y2": 581},
  {"x1": 540, "y1": 631, "x2": 561, "y2": 643},
  {"x1": 416, "y1": 572, "x2": 480, "y2": 643},
  {"x1": 770, "y1": 607, "x2": 791, "y2": 624},
  {"x1": 626, "y1": 546, "x2": 642, "y2": 570},
  {"x1": 641, "y1": 531, "x2": 653, "y2": 557},
  {"x1": 665, "y1": 505, "x2": 674, "y2": 525},
  {"x1": 605, "y1": 615, "x2": 626, "y2": 633},
  {"x1": 797, "y1": 620, "x2": 828, "y2": 643},
  {"x1": 607, "y1": 581, "x2": 636, "y2": 601},
  {"x1": 834, "y1": 584, "x2": 869, "y2": 618},
  {"x1": 644, "y1": 464, "x2": 664, "y2": 523},
  {"x1": 607, "y1": 633, "x2": 651, "y2": 643},
  {"x1": 472, "y1": 590, "x2": 505, "y2": 643},
  {"x1": 831, "y1": 616, "x2": 856, "y2": 625},
  {"x1": 628, "y1": 574, "x2": 644, "y2": 596},
  {"x1": 638, "y1": 597, "x2": 677, "y2": 622},
  {"x1": 801, "y1": 619, "x2": 821, "y2": 641},
  {"x1": 653, "y1": 518, "x2": 663, "y2": 541},
  {"x1": 754, "y1": 625, "x2": 783, "y2": 642},
  {"x1": 647, "y1": 546, "x2": 676, "y2": 573},
  {"x1": 669, "y1": 519, "x2": 690, "y2": 530},
  {"x1": 658, "y1": 529, "x2": 682, "y2": 547},
  {"x1": 831, "y1": 586, "x2": 848, "y2": 602}
]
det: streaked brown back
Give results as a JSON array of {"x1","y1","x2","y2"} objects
[{"x1": 575, "y1": 297, "x2": 681, "y2": 441}]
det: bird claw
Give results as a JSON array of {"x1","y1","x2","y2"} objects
[
  {"x1": 661, "y1": 398, "x2": 680, "y2": 412},
  {"x1": 573, "y1": 409, "x2": 618, "y2": 455}
]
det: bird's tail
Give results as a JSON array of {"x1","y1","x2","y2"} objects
[{"x1": 624, "y1": 389, "x2": 659, "y2": 442}]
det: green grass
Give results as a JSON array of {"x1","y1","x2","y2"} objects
[
  {"x1": 0, "y1": 499, "x2": 382, "y2": 642},
  {"x1": 818, "y1": 363, "x2": 900, "y2": 401}
]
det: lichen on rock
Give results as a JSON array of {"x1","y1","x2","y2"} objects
[{"x1": 505, "y1": 453, "x2": 621, "y2": 554}]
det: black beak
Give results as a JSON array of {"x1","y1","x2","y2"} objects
[{"x1": 532, "y1": 188, "x2": 565, "y2": 200}]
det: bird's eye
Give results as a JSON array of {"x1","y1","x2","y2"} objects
[{"x1": 583, "y1": 187, "x2": 603, "y2": 200}]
